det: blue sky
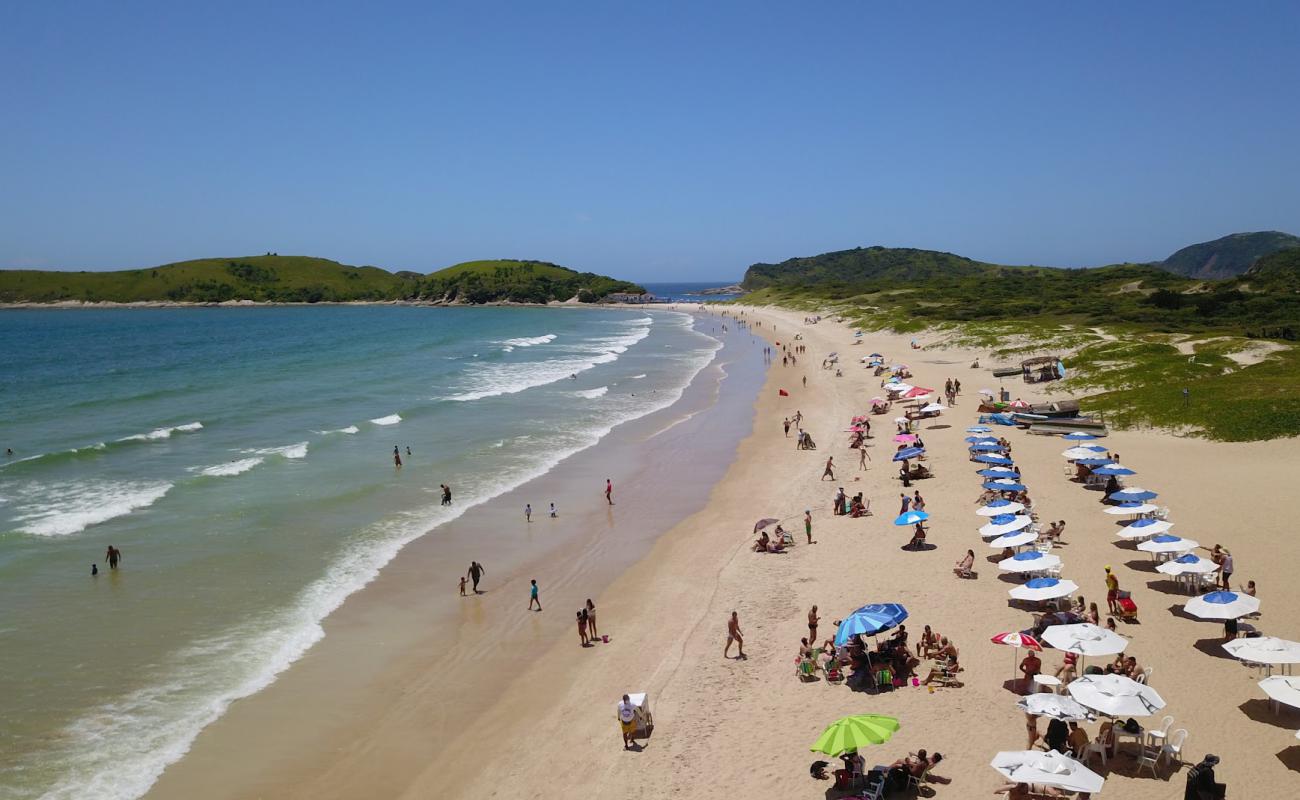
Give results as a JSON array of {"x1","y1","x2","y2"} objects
[{"x1": 2, "y1": 1, "x2": 1298, "y2": 281}]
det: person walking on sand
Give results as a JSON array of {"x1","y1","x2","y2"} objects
[
  {"x1": 105, "y1": 545, "x2": 122, "y2": 570},
  {"x1": 605, "y1": 479, "x2": 614, "y2": 505},
  {"x1": 586, "y1": 599, "x2": 598, "y2": 639},
  {"x1": 577, "y1": 610, "x2": 589, "y2": 646},
  {"x1": 525, "y1": 503, "x2": 532, "y2": 522},
  {"x1": 899, "y1": 494, "x2": 911, "y2": 515},
  {"x1": 617, "y1": 694, "x2": 638, "y2": 749},
  {"x1": 549, "y1": 502, "x2": 557, "y2": 518},
  {"x1": 725, "y1": 611, "x2": 745, "y2": 659},
  {"x1": 859, "y1": 445, "x2": 870, "y2": 470},
  {"x1": 393, "y1": 446, "x2": 402, "y2": 468},
  {"x1": 822, "y1": 456, "x2": 835, "y2": 481},
  {"x1": 808, "y1": 605, "x2": 821, "y2": 643},
  {"x1": 467, "y1": 561, "x2": 485, "y2": 593},
  {"x1": 804, "y1": 509, "x2": 814, "y2": 544},
  {"x1": 528, "y1": 579, "x2": 542, "y2": 611},
  {"x1": 783, "y1": 417, "x2": 791, "y2": 437}
]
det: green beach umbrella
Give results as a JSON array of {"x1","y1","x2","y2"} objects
[{"x1": 809, "y1": 714, "x2": 900, "y2": 756}]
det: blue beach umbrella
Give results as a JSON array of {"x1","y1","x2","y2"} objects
[
  {"x1": 966, "y1": 435, "x2": 999, "y2": 443},
  {"x1": 1082, "y1": 445, "x2": 1109, "y2": 452},
  {"x1": 1074, "y1": 457, "x2": 1113, "y2": 466},
  {"x1": 1111, "y1": 487, "x2": 1158, "y2": 502},
  {"x1": 893, "y1": 447, "x2": 925, "y2": 462},
  {"x1": 1063, "y1": 432, "x2": 1098, "y2": 441},
  {"x1": 834, "y1": 603, "x2": 909, "y2": 645},
  {"x1": 1092, "y1": 465, "x2": 1136, "y2": 476},
  {"x1": 967, "y1": 426, "x2": 993, "y2": 433},
  {"x1": 989, "y1": 513, "x2": 1020, "y2": 525},
  {"x1": 969, "y1": 442, "x2": 1006, "y2": 452},
  {"x1": 977, "y1": 499, "x2": 1026, "y2": 516},
  {"x1": 978, "y1": 468, "x2": 1018, "y2": 478},
  {"x1": 984, "y1": 481, "x2": 1027, "y2": 492},
  {"x1": 894, "y1": 510, "x2": 930, "y2": 526},
  {"x1": 974, "y1": 454, "x2": 1014, "y2": 466}
]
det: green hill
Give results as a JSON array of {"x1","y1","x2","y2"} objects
[
  {"x1": 418, "y1": 260, "x2": 644, "y2": 304},
  {"x1": 741, "y1": 246, "x2": 998, "y2": 290},
  {"x1": 0, "y1": 256, "x2": 643, "y2": 304},
  {"x1": 1157, "y1": 231, "x2": 1300, "y2": 280}
]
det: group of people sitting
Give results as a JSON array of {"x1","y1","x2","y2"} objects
[
  {"x1": 831, "y1": 487, "x2": 870, "y2": 517},
  {"x1": 753, "y1": 525, "x2": 794, "y2": 553}
]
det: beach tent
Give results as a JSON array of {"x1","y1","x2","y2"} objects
[
  {"x1": 1185, "y1": 591, "x2": 1260, "y2": 620},
  {"x1": 1042, "y1": 624, "x2": 1128, "y2": 657},
  {"x1": 834, "y1": 603, "x2": 909, "y2": 645},
  {"x1": 1116, "y1": 518, "x2": 1173, "y2": 539},
  {"x1": 990, "y1": 751, "x2": 1104, "y2": 794},
  {"x1": 1224, "y1": 637, "x2": 1300, "y2": 667},
  {"x1": 998, "y1": 551, "x2": 1061, "y2": 573},
  {"x1": 977, "y1": 499, "x2": 1025, "y2": 516},
  {"x1": 1016, "y1": 693, "x2": 1092, "y2": 721},
  {"x1": 1010, "y1": 577, "x2": 1079, "y2": 602},
  {"x1": 809, "y1": 714, "x2": 900, "y2": 756},
  {"x1": 1067, "y1": 674, "x2": 1166, "y2": 717}
]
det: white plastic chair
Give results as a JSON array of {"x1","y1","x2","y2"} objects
[
  {"x1": 1146, "y1": 715, "x2": 1174, "y2": 748},
  {"x1": 1084, "y1": 729, "x2": 1112, "y2": 766},
  {"x1": 1143, "y1": 666, "x2": 1155, "y2": 685},
  {"x1": 1162, "y1": 728, "x2": 1188, "y2": 766},
  {"x1": 1156, "y1": 506, "x2": 1171, "y2": 520},
  {"x1": 1136, "y1": 742, "x2": 1161, "y2": 777}
]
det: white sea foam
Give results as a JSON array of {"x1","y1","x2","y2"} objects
[
  {"x1": 370, "y1": 414, "x2": 402, "y2": 426},
  {"x1": 253, "y1": 442, "x2": 309, "y2": 460},
  {"x1": 445, "y1": 322, "x2": 651, "y2": 402},
  {"x1": 117, "y1": 421, "x2": 204, "y2": 442},
  {"x1": 573, "y1": 386, "x2": 608, "y2": 399},
  {"x1": 13, "y1": 480, "x2": 173, "y2": 537},
  {"x1": 197, "y1": 457, "x2": 264, "y2": 477},
  {"x1": 33, "y1": 311, "x2": 722, "y2": 800},
  {"x1": 502, "y1": 346, "x2": 514, "y2": 353},
  {"x1": 315, "y1": 425, "x2": 360, "y2": 435},
  {"x1": 630, "y1": 373, "x2": 647, "y2": 379},
  {"x1": 501, "y1": 333, "x2": 557, "y2": 347}
]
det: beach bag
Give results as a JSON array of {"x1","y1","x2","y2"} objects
[{"x1": 1123, "y1": 718, "x2": 1142, "y2": 734}]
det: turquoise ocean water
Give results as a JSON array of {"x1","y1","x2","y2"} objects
[{"x1": 0, "y1": 306, "x2": 720, "y2": 800}]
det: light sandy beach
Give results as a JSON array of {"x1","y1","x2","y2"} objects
[{"x1": 152, "y1": 304, "x2": 1299, "y2": 799}]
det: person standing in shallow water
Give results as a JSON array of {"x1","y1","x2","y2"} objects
[
  {"x1": 605, "y1": 479, "x2": 614, "y2": 505},
  {"x1": 467, "y1": 561, "x2": 485, "y2": 593},
  {"x1": 393, "y1": 446, "x2": 402, "y2": 468},
  {"x1": 441, "y1": 484, "x2": 452, "y2": 505},
  {"x1": 105, "y1": 546, "x2": 122, "y2": 569}
]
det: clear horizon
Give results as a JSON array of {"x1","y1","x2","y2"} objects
[{"x1": 2, "y1": 1, "x2": 1298, "y2": 282}]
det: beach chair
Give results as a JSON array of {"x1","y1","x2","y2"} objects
[
  {"x1": 906, "y1": 764, "x2": 933, "y2": 795},
  {"x1": 796, "y1": 658, "x2": 818, "y2": 681},
  {"x1": 825, "y1": 662, "x2": 845, "y2": 684},
  {"x1": 1136, "y1": 742, "x2": 1161, "y2": 777},
  {"x1": 874, "y1": 668, "x2": 894, "y2": 692},
  {"x1": 1145, "y1": 715, "x2": 1174, "y2": 749},
  {"x1": 1084, "y1": 727, "x2": 1114, "y2": 766},
  {"x1": 1161, "y1": 728, "x2": 1188, "y2": 767},
  {"x1": 859, "y1": 771, "x2": 887, "y2": 800}
]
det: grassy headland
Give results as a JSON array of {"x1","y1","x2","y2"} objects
[
  {"x1": 0, "y1": 256, "x2": 644, "y2": 305},
  {"x1": 739, "y1": 243, "x2": 1300, "y2": 441}
]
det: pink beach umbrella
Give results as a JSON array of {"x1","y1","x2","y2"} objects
[
  {"x1": 904, "y1": 386, "x2": 934, "y2": 399},
  {"x1": 894, "y1": 433, "x2": 918, "y2": 443},
  {"x1": 992, "y1": 631, "x2": 1043, "y2": 678}
]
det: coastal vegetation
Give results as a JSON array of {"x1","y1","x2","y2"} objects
[
  {"x1": 0, "y1": 256, "x2": 644, "y2": 305},
  {"x1": 740, "y1": 238, "x2": 1300, "y2": 441}
]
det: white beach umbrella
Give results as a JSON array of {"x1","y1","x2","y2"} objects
[
  {"x1": 1010, "y1": 578, "x2": 1079, "y2": 602},
  {"x1": 989, "y1": 530, "x2": 1038, "y2": 549},
  {"x1": 1062, "y1": 446, "x2": 1103, "y2": 459},
  {"x1": 1104, "y1": 503, "x2": 1158, "y2": 516},
  {"x1": 1259, "y1": 676, "x2": 1300, "y2": 710},
  {"x1": 1156, "y1": 554, "x2": 1219, "y2": 576},
  {"x1": 990, "y1": 750, "x2": 1104, "y2": 795},
  {"x1": 980, "y1": 515, "x2": 1034, "y2": 537},
  {"x1": 1137, "y1": 535, "x2": 1199, "y2": 554},
  {"x1": 1068, "y1": 674, "x2": 1166, "y2": 717},
  {"x1": 893, "y1": 417, "x2": 909, "y2": 424},
  {"x1": 1185, "y1": 591, "x2": 1260, "y2": 620},
  {"x1": 1116, "y1": 518, "x2": 1173, "y2": 539},
  {"x1": 977, "y1": 500, "x2": 1026, "y2": 517},
  {"x1": 998, "y1": 551, "x2": 1062, "y2": 573},
  {"x1": 1224, "y1": 637, "x2": 1300, "y2": 666},
  {"x1": 1016, "y1": 693, "x2": 1093, "y2": 721},
  {"x1": 1042, "y1": 624, "x2": 1128, "y2": 657},
  {"x1": 919, "y1": 402, "x2": 943, "y2": 413},
  {"x1": 888, "y1": 383, "x2": 914, "y2": 394}
]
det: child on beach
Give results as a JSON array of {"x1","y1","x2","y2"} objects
[
  {"x1": 549, "y1": 502, "x2": 557, "y2": 518},
  {"x1": 525, "y1": 503, "x2": 532, "y2": 522},
  {"x1": 529, "y1": 579, "x2": 542, "y2": 611},
  {"x1": 459, "y1": 576, "x2": 467, "y2": 596}
]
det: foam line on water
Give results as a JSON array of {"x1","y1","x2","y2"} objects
[
  {"x1": 11, "y1": 480, "x2": 173, "y2": 537},
  {"x1": 116, "y1": 422, "x2": 204, "y2": 442},
  {"x1": 572, "y1": 386, "x2": 608, "y2": 399},
  {"x1": 500, "y1": 333, "x2": 557, "y2": 347},
  {"x1": 370, "y1": 414, "x2": 402, "y2": 426},
  {"x1": 194, "y1": 457, "x2": 264, "y2": 477}
]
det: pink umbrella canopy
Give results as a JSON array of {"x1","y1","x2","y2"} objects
[
  {"x1": 894, "y1": 433, "x2": 918, "y2": 443},
  {"x1": 992, "y1": 631, "x2": 1043, "y2": 677},
  {"x1": 1008, "y1": 399, "x2": 1030, "y2": 409},
  {"x1": 903, "y1": 386, "x2": 934, "y2": 399}
]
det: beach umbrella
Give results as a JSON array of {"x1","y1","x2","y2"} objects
[
  {"x1": 1109, "y1": 487, "x2": 1158, "y2": 502},
  {"x1": 1224, "y1": 637, "x2": 1300, "y2": 666},
  {"x1": 966, "y1": 435, "x2": 998, "y2": 443},
  {"x1": 1137, "y1": 534, "x2": 1198, "y2": 554},
  {"x1": 1016, "y1": 693, "x2": 1092, "y2": 721},
  {"x1": 833, "y1": 603, "x2": 909, "y2": 645},
  {"x1": 991, "y1": 631, "x2": 1043, "y2": 676},
  {"x1": 893, "y1": 447, "x2": 925, "y2": 462},
  {"x1": 980, "y1": 514, "x2": 1033, "y2": 537},
  {"x1": 998, "y1": 551, "x2": 1061, "y2": 573},
  {"x1": 1156, "y1": 553, "x2": 1219, "y2": 576},
  {"x1": 1260, "y1": 676, "x2": 1300, "y2": 710},
  {"x1": 1067, "y1": 674, "x2": 1166, "y2": 717},
  {"x1": 1010, "y1": 577, "x2": 1080, "y2": 603},
  {"x1": 1008, "y1": 399, "x2": 1030, "y2": 409},
  {"x1": 967, "y1": 425, "x2": 992, "y2": 433},
  {"x1": 1061, "y1": 446, "x2": 1099, "y2": 459},
  {"x1": 991, "y1": 750, "x2": 1104, "y2": 795},
  {"x1": 1043, "y1": 624, "x2": 1128, "y2": 657},
  {"x1": 1082, "y1": 444, "x2": 1109, "y2": 452},
  {"x1": 893, "y1": 416, "x2": 909, "y2": 424},
  {"x1": 977, "y1": 468, "x2": 1018, "y2": 479},
  {"x1": 983, "y1": 480, "x2": 1027, "y2": 492},
  {"x1": 1104, "y1": 502, "x2": 1158, "y2": 516},
  {"x1": 1062, "y1": 432, "x2": 1098, "y2": 441},
  {"x1": 989, "y1": 530, "x2": 1038, "y2": 549},
  {"x1": 752, "y1": 517, "x2": 780, "y2": 533},
  {"x1": 893, "y1": 433, "x2": 918, "y2": 443},
  {"x1": 1073, "y1": 457, "x2": 1114, "y2": 467},
  {"x1": 869, "y1": 352, "x2": 882, "y2": 357},
  {"x1": 919, "y1": 403, "x2": 944, "y2": 413},
  {"x1": 1116, "y1": 518, "x2": 1172, "y2": 539},
  {"x1": 894, "y1": 510, "x2": 929, "y2": 526},
  {"x1": 903, "y1": 386, "x2": 933, "y2": 398},
  {"x1": 1091, "y1": 464, "x2": 1136, "y2": 476},
  {"x1": 974, "y1": 454, "x2": 1014, "y2": 466},
  {"x1": 888, "y1": 383, "x2": 914, "y2": 394},
  {"x1": 1185, "y1": 591, "x2": 1260, "y2": 620},
  {"x1": 977, "y1": 499, "x2": 1026, "y2": 516},
  {"x1": 809, "y1": 714, "x2": 900, "y2": 756},
  {"x1": 969, "y1": 442, "x2": 1007, "y2": 452}
]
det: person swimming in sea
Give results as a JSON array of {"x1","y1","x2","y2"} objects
[{"x1": 405, "y1": 446, "x2": 411, "y2": 456}]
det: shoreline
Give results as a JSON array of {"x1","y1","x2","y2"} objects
[{"x1": 140, "y1": 313, "x2": 770, "y2": 799}]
